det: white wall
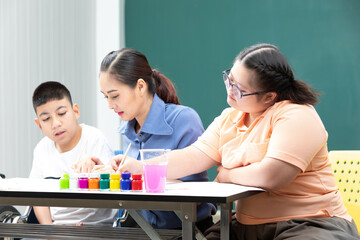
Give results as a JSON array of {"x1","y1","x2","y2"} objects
[
  {"x1": 0, "y1": 0, "x2": 123, "y2": 179},
  {"x1": 96, "y1": 0, "x2": 124, "y2": 153}
]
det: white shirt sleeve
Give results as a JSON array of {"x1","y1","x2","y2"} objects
[{"x1": 82, "y1": 125, "x2": 114, "y2": 165}]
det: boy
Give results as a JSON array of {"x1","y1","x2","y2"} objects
[{"x1": 29, "y1": 81, "x2": 117, "y2": 225}]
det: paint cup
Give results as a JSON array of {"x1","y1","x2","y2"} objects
[
  {"x1": 78, "y1": 173, "x2": 89, "y2": 189},
  {"x1": 59, "y1": 173, "x2": 69, "y2": 190},
  {"x1": 110, "y1": 173, "x2": 120, "y2": 191},
  {"x1": 100, "y1": 173, "x2": 110, "y2": 190},
  {"x1": 132, "y1": 174, "x2": 143, "y2": 191},
  {"x1": 69, "y1": 173, "x2": 79, "y2": 190},
  {"x1": 88, "y1": 173, "x2": 100, "y2": 190},
  {"x1": 140, "y1": 149, "x2": 170, "y2": 193},
  {"x1": 120, "y1": 172, "x2": 132, "y2": 191}
]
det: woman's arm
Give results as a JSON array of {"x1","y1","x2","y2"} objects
[{"x1": 216, "y1": 157, "x2": 301, "y2": 191}]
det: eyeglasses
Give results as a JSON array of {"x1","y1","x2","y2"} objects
[{"x1": 222, "y1": 69, "x2": 263, "y2": 100}]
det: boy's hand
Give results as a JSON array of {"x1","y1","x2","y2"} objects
[
  {"x1": 111, "y1": 155, "x2": 143, "y2": 174},
  {"x1": 72, "y1": 155, "x2": 104, "y2": 173},
  {"x1": 92, "y1": 165, "x2": 113, "y2": 174}
]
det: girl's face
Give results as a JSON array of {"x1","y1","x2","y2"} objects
[
  {"x1": 99, "y1": 72, "x2": 144, "y2": 122},
  {"x1": 227, "y1": 61, "x2": 274, "y2": 117}
]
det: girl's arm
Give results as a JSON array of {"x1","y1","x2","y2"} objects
[
  {"x1": 216, "y1": 157, "x2": 301, "y2": 191},
  {"x1": 167, "y1": 146, "x2": 218, "y2": 179},
  {"x1": 118, "y1": 145, "x2": 218, "y2": 179}
]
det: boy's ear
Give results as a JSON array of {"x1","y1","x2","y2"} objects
[
  {"x1": 34, "y1": 118, "x2": 42, "y2": 130},
  {"x1": 73, "y1": 104, "x2": 80, "y2": 120}
]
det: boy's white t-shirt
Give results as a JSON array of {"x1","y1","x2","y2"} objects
[{"x1": 29, "y1": 123, "x2": 118, "y2": 225}]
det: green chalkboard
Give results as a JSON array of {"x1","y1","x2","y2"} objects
[{"x1": 125, "y1": 0, "x2": 360, "y2": 180}]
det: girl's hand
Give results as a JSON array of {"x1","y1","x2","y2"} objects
[{"x1": 215, "y1": 165, "x2": 231, "y2": 183}]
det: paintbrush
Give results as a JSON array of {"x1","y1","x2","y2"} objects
[{"x1": 117, "y1": 143, "x2": 131, "y2": 172}]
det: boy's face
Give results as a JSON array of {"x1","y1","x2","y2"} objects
[{"x1": 35, "y1": 98, "x2": 81, "y2": 152}]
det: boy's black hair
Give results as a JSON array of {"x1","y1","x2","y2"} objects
[{"x1": 32, "y1": 81, "x2": 73, "y2": 112}]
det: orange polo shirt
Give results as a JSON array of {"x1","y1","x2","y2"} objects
[{"x1": 193, "y1": 100, "x2": 351, "y2": 225}]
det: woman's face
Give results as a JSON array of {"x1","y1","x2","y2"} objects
[
  {"x1": 227, "y1": 61, "x2": 271, "y2": 116},
  {"x1": 99, "y1": 71, "x2": 143, "y2": 122}
]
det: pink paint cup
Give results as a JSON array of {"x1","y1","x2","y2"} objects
[{"x1": 140, "y1": 149, "x2": 170, "y2": 193}]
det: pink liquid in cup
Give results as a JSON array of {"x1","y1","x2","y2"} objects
[{"x1": 143, "y1": 164, "x2": 167, "y2": 193}]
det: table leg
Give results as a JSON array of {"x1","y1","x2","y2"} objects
[
  {"x1": 175, "y1": 211, "x2": 205, "y2": 240},
  {"x1": 180, "y1": 203, "x2": 196, "y2": 240},
  {"x1": 220, "y1": 202, "x2": 232, "y2": 240},
  {"x1": 128, "y1": 209, "x2": 162, "y2": 240}
]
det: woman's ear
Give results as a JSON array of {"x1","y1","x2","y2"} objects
[{"x1": 136, "y1": 78, "x2": 147, "y2": 96}]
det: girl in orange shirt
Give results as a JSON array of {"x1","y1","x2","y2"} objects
[{"x1": 114, "y1": 44, "x2": 359, "y2": 240}]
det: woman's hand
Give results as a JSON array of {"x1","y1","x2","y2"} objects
[
  {"x1": 111, "y1": 155, "x2": 143, "y2": 174},
  {"x1": 72, "y1": 155, "x2": 104, "y2": 173}
]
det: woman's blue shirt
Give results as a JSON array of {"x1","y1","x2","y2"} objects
[{"x1": 118, "y1": 94, "x2": 216, "y2": 228}]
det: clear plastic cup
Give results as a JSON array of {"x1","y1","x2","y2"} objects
[{"x1": 140, "y1": 149, "x2": 170, "y2": 193}]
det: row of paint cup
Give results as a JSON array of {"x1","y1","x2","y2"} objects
[{"x1": 59, "y1": 172, "x2": 143, "y2": 191}]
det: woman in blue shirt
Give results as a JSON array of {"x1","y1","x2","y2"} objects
[{"x1": 93, "y1": 48, "x2": 216, "y2": 230}]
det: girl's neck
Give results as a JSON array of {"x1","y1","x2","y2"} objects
[{"x1": 244, "y1": 112, "x2": 262, "y2": 127}]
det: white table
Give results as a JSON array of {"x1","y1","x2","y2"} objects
[{"x1": 0, "y1": 178, "x2": 264, "y2": 239}]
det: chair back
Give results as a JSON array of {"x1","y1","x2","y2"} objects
[{"x1": 329, "y1": 150, "x2": 360, "y2": 233}]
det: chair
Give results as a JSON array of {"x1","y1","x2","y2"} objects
[
  {"x1": 0, "y1": 205, "x2": 21, "y2": 224},
  {"x1": 329, "y1": 150, "x2": 360, "y2": 233},
  {"x1": 0, "y1": 173, "x2": 19, "y2": 224}
]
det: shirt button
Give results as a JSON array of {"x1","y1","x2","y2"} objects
[{"x1": 139, "y1": 133, "x2": 143, "y2": 138}]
